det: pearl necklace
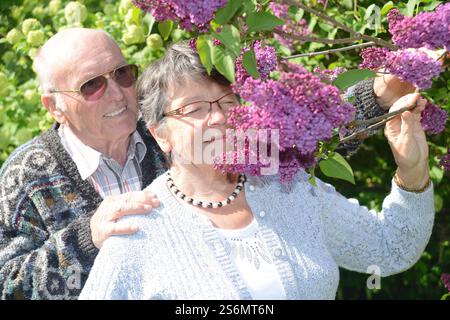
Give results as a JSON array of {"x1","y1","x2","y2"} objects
[{"x1": 166, "y1": 172, "x2": 246, "y2": 208}]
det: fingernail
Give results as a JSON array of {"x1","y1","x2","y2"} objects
[
  {"x1": 144, "y1": 204, "x2": 153, "y2": 210},
  {"x1": 152, "y1": 199, "x2": 160, "y2": 207}
]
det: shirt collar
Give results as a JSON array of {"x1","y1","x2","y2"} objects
[{"x1": 59, "y1": 125, "x2": 147, "y2": 180}]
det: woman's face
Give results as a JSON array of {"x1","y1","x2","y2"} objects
[{"x1": 157, "y1": 77, "x2": 239, "y2": 166}]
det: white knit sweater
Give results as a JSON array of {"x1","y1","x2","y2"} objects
[{"x1": 79, "y1": 171, "x2": 435, "y2": 300}]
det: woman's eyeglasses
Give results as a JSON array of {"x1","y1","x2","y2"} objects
[
  {"x1": 163, "y1": 92, "x2": 240, "y2": 120},
  {"x1": 50, "y1": 64, "x2": 138, "y2": 101}
]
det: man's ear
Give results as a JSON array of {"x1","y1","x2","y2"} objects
[
  {"x1": 41, "y1": 93, "x2": 67, "y2": 124},
  {"x1": 148, "y1": 126, "x2": 172, "y2": 153}
]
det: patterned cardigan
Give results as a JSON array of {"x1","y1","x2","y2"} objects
[{"x1": 0, "y1": 79, "x2": 386, "y2": 299}]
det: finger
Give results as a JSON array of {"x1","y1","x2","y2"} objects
[
  {"x1": 410, "y1": 98, "x2": 427, "y2": 114},
  {"x1": 105, "y1": 222, "x2": 139, "y2": 236},
  {"x1": 109, "y1": 190, "x2": 159, "y2": 204},
  {"x1": 111, "y1": 201, "x2": 156, "y2": 220}
]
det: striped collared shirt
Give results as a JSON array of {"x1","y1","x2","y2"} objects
[{"x1": 58, "y1": 125, "x2": 147, "y2": 199}]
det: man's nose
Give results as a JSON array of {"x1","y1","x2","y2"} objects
[{"x1": 104, "y1": 76, "x2": 126, "y2": 101}]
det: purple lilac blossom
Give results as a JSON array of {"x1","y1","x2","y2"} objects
[
  {"x1": 269, "y1": 2, "x2": 310, "y2": 51},
  {"x1": 388, "y1": 5, "x2": 450, "y2": 51},
  {"x1": 314, "y1": 66, "x2": 347, "y2": 82},
  {"x1": 421, "y1": 102, "x2": 448, "y2": 135},
  {"x1": 359, "y1": 47, "x2": 391, "y2": 70},
  {"x1": 234, "y1": 41, "x2": 277, "y2": 87},
  {"x1": 133, "y1": 0, "x2": 227, "y2": 31},
  {"x1": 440, "y1": 150, "x2": 450, "y2": 173},
  {"x1": 441, "y1": 274, "x2": 450, "y2": 292},
  {"x1": 217, "y1": 62, "x2": 355, "y2": 183}
]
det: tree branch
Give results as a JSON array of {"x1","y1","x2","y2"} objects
[
  {"x1": 282, "y1": 41, "x2": 375, "y2": 59},
  {"x1": 339, "y1": 104, "x2": 417, "y2": 144},
  {"x1": 282, "y1": 0, "x2": 398, "y2": 50},
  {"x1": 273, "y1": 29, "x2": 363, "y2": 45}
]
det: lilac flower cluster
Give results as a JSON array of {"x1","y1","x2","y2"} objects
[
  {"x1": 269, "y1": 2, "x2": 310, "y2": 51},
  {"x1": 440, "y1": 150, "x2": 450, "y2": 173},
  {"x1": 234, "y1": 41, "x2": 278, "y2": 87},
  {"x1": 441, "y1": 274, "x2": 450, "y2": 293},
  {"x1": 133, "y1": 0, "x2": 227, "y2": 31},
  {"x1": 420, "y1": 102, "x2": 448, "y2": 135},
  {"x1": 388, "y1": 4, "x2": 450, "y2": 51},
  {"x1": 360, "y1": 48, "x2": 443, "y2": 89},
  {"x1": 313, "y1": 66, "x2": 347, "y2": 83},
  {"x1": 216, "y1": 62, "x2": 355, "y2": 183},
  {"x1": 387, "y1": 49, "x2": 443, "y2": 89},
  {"x1": 359, "y1": 47, "x2": 391, "y2": 70}
]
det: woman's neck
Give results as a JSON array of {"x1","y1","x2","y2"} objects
[{"x1": 169, "y1": 164, "x2": 238, "y2": 200}]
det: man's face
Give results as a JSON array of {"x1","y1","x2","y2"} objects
[{"x1": 54, "y1": 34, "x2": 138, "y2": 147}]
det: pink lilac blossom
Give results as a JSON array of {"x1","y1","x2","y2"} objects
[
  {"x1": 133, "y1": 0, "x2": 227, "y2": 31},
  {"x1": 387, "y1": 4, "x2": 450, "y2": 51},
  {"x1": 216, "y1": 62, "x2": 355, "y2": 183},
  {"x1": 234, "y1": 41, "x2": 278, "y2": 87},
  {"x1": 440, "y1": 150, "x2": 450, "y2": 173},
  {"x1": 420, "y1": 102, "x2": 448, "y2": 135},
  {"x1": 269, "y1": 2, "x2": 310, "y2": 51}
]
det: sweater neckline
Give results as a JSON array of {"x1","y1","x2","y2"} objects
[{"x1": 148, "y1": 171, "x2": 301, "y2": 300}]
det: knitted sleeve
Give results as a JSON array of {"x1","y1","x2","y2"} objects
[
  {"x1": 316, "y1": 178, "x2": 435, "y2": 276},
  {"x1": 337, "y1": 78, "x2": 389, "y2": 156},
  {"x1": 0, "y1": 148, "x2": 99, "y2": 299}
]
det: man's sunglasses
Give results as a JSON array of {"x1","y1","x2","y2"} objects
[{"x1": 49, "y1": 64, "x2": 138, "y2": 101}]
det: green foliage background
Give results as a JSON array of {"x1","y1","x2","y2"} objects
[{"x1": 0, "y1": 0, "x2": 448, "y2": 299}]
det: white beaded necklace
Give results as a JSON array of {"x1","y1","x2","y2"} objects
[{"x1": 166, "y1": 172, "x2": 246, "y2": 208}]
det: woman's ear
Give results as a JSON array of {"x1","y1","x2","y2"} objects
[
  {"x1": 148, "y1": 126, "x2": 172, "y2": 153},
  {"x1": 41, "y1": 93, "x2": 67, "y2": 124}
]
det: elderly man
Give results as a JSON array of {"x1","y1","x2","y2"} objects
[
  {"x1": 0, "y1": 28, "x2": 165, "y2": 299},
  {"x1": 0, "y1": 27, "x2": 414, "y2": 300}
]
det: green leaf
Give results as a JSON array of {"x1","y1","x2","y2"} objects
[
  {"x1": 131, "y1": 7, "x2": 141, "y2": 25},
  {"x1": 242, "y1": 49, "x2": 260, "y2": 79},
  {"x1": 242, "y1": 0, "x2": 257, "y2": 14},
  {"x1": 213, "y1": 24, "x2": 241, "y2": 58},
  {"x1": 341, "y1": 0, "x2": 353, "y2": 10},
  {"x1": 380, "y1": 1, "x2": 395, "y2": 16},
  {"x1": 246, "y1": 11, "x2": 284, "y2": 33},
  {"x1": 158, "y1": 19, "x2": 173, "y2": 41},
  {"x1": 406, "y1": 0, "x2": 420, "y2": 16},
  {"x1": 332, "y1": 69, "x2": 376, "y2": 90},
  {"x1": 212, "y1": 45, "x2": 235, "y2": 82},
  {"x1": 197, "y1": 35, "x2": 213, "y2": 74},
  {"x1": 423, "y1": 1, "x2": 443, "y2": 11},
  {"x1": 143, "y1": 13, "x2": 155, "y2": 34},
  {"x1": 308, "y1": 166, "x2": 317, "y2": 187},
  {"x1": 430, "y1": 165, "x2": 444, "y2": 184},
  {"x1": 434, "y1": 194, "x2": 443, "y2": 212},
  {"x1": 319, "y1": 152, "x2": 355, "y2": 184},
  {"x1": 215, "y1": 0, "x2": 242, "y2": 25}
]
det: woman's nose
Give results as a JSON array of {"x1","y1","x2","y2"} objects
[{"x1": 207, "y1": 102, "x2": 227, "y2": 125}]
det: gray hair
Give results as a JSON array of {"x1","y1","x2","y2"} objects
[{"x1": 137, "y1": 41, "x2": 230, "y2": 130}]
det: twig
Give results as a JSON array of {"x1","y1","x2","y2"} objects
[
  {"x1": 282, "y1": 41, "x2": 375, "y2": 59},
  {"x1": 273, "y1": 30, "x2": 363, "y2": 45},
  {"x1": 282, "y1": 0, "x2": 398, "y2": 50},
  {"x1": 340, "y1": 98, "x2": 419, "y2": 144}
]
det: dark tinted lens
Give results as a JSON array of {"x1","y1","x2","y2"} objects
[
  {"x1": 80, "y1": 76, "x2": 106, "y2": 100},
  {"x1": 113, "y1": 64, "x2": 137, "y2": 88}
]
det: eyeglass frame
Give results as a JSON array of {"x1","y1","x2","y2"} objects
[
  {"x1": 48, "y1": 63, "x2": 138, "y2": 98},
  {"x1": 163, "y1": 92, "x2": 240, "y2": 118}
]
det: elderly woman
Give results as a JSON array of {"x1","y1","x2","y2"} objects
[{"x1": 79, "y1": 43, "x2": 434, "y2": 300}]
